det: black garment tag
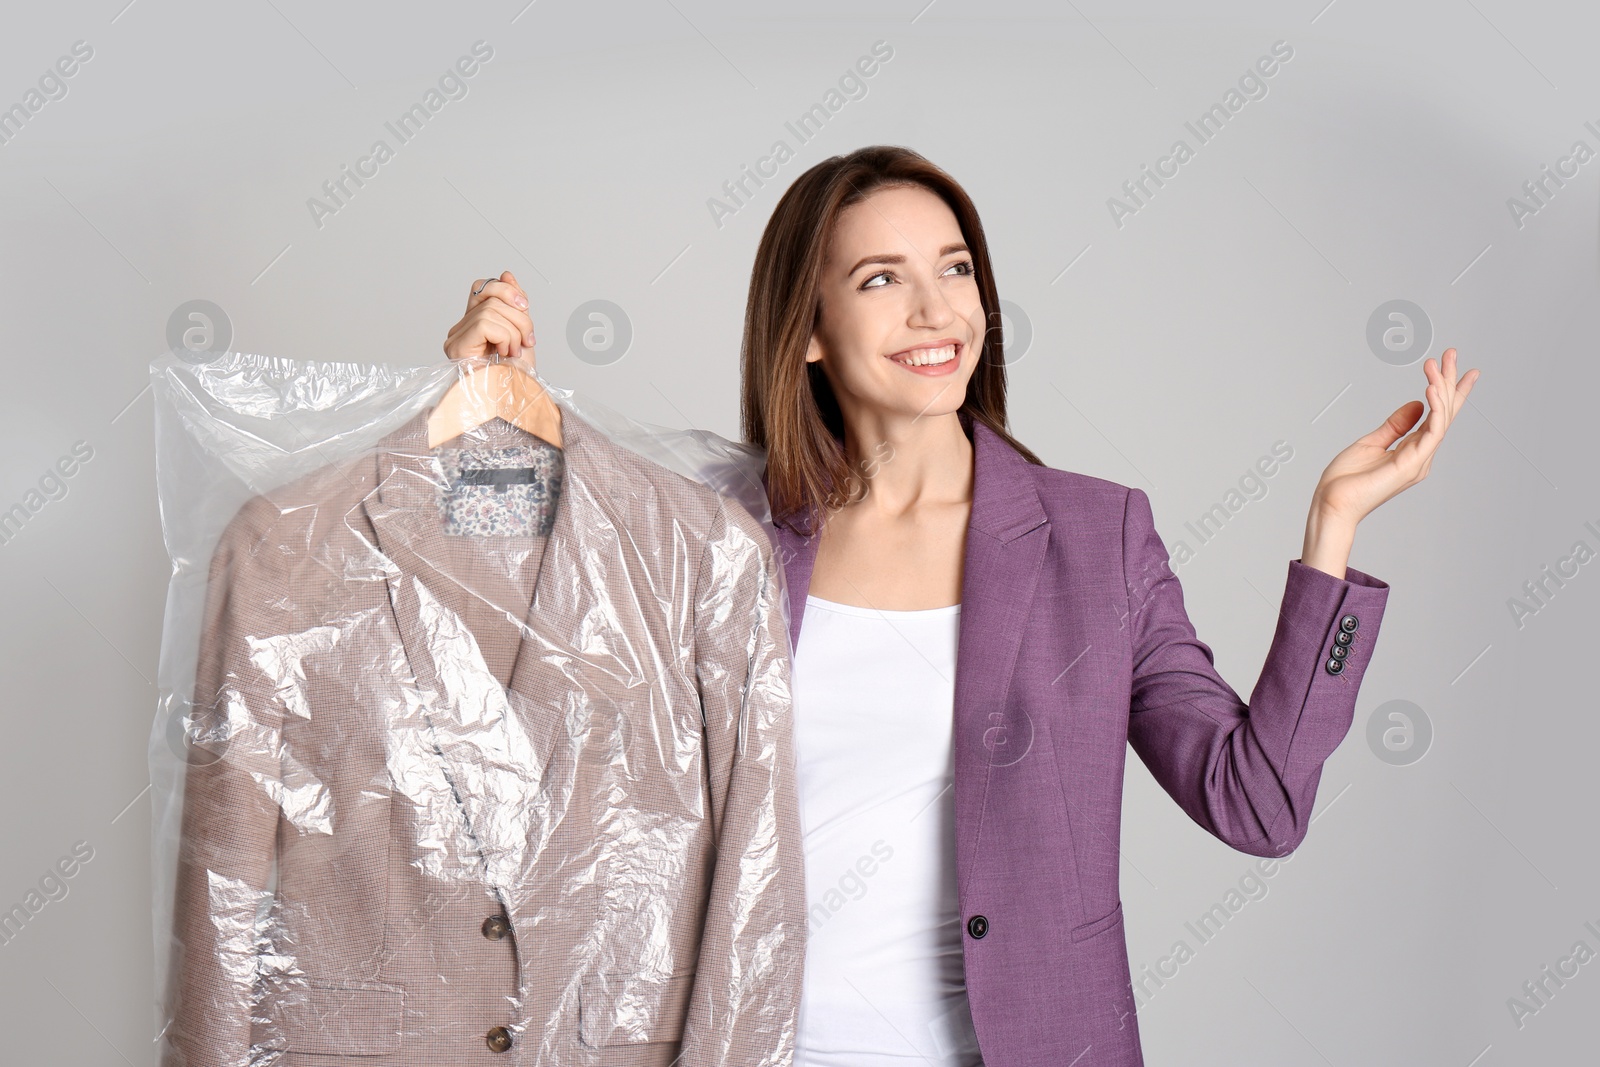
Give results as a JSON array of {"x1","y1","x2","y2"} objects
[{"x1": 459, "y1": 467, "x2": 543, "y2": 491}]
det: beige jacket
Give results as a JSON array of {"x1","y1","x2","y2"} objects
[{"x1": 161, "y1": 403, "x2": 804, "y2": 1066}]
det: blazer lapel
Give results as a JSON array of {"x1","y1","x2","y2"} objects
[
  {"x1": 949, "y1": 421, "x2": 1049, "y2": 896},
  {"x1": 768, "y1": 418, "x2": 1049, "y2": 895},
  {"x1": 362, "y1": 402, "x2": 610, "y2": 895}
]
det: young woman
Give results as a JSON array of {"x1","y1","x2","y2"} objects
[{"x1": 442, "y1": 146, "x2": 1477, "y2": 1067}]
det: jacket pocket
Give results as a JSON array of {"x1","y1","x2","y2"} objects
[
  {"x1": 578, "y1": 971, "x2": 695, "y2": 1047},
  {"x1": 1071, "y1": 901, "x2": 1125, "y2": 943},
  {"x1": 256, "y1": 979, "x2": 405, "y2": 1055}
]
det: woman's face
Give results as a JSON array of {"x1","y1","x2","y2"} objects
[{"x1": 806, "y1": 184, "x2": 984, "y2": 427}]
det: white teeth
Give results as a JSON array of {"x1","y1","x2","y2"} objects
[{"x1": 891, "y1": 344, "x2": 957, "y2": 367}]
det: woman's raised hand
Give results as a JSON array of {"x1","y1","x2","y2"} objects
[
  {"x1": 442, "y1": 270, "x2": 536, "y2": 363},
  {"x1": 1313, "y1": 346, "x2": 1481, "y2": 526}
]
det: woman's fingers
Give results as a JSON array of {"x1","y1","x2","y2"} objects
[
  {"x1": 1399, "y1": 347, "x2": 1481, "y2": 480},
  {"x1": 444, "y1": 301, "x2": 535, "y2": 361},
  {"x1": 457, "y1": 273, "x2": 537, "y2": 343},
  {"x1": 466, "y1": 271, "x2": 527, "y2": 312},
  {"x1": 465, "y1": 272, "x2": 534, "y2": 344},
  {"x1": 490, "y1": 298, "x2": 535, "y2": 349},
  {"x1": 447, "y1": 271, "x2": 536, "y2": 359},
  {"x1": 480, "y1": 304, "x2": 531, "y2": 360}
]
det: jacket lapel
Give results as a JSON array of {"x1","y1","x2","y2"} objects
[
  {"x1": 362, "y1": 402, "x2": 613, "y2": 895},
  {"x1": 768, "y1": 418, "x2": 1049, "y2": 894},
  {"x1": 948, "y1": 421, "x2": 1049, "y2": 896}
]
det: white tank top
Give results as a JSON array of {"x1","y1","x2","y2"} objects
[{"x1": 791, "y1": 594, "x2": 983, "y2": 1067}]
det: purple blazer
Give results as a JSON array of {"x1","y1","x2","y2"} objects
[{"x1": 766, "y1": 416, "x2": 1390, "y2": 1066}]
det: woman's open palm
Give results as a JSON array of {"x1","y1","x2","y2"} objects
[{"x1": 1314, "y1": 346, "x2": 1481, "y2": 525}]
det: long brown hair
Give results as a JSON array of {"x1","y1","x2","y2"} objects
[{"x1": 741, "y1": 144, "x2": 1043, "y2": 536}]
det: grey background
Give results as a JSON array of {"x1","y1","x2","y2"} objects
[{"x1": 1, "y1": 1, "x2": 1595, "y2": 1064}]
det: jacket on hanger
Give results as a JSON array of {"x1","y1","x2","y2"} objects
[{"x1": 160, "y1": 402, "x2": 805, "y2": 1067}]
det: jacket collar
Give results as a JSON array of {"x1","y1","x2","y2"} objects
[
  {"x1": 765, "y1": 416, "x2": 1048, "y2": 649},
  {"x1": 359, "y1": 398, "x2": 619, "y2": 895}
]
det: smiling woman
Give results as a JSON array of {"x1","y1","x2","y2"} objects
[
  {"x1": 738, "y1": 145, "x2": 1470, "y2": 1067},
  {"x1": 741, "y1": 150, "x2": 1043, "y2": 546}
]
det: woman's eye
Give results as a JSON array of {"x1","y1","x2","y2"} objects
[{"x1": 860, "y1": 260, "x2": 974, "y2": 290}]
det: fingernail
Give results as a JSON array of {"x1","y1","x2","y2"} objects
[
  {"x1": 514, "y1": 293, "x2": 528, "y2": 309},
  {"x1": 526, "y1": 331, "x2": 536, "y2": 347}
]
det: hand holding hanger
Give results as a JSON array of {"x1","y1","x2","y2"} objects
[
  {"x1": 432, "y1": 271, "x2": 561, "y2": 448},
  {"x1": 444, "y1": 270, "x2": 535, "y2": 362}
]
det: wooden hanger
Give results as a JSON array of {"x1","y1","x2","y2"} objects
[{"x1": 427, "y1": 354, "x2": 563, "y2": 449}]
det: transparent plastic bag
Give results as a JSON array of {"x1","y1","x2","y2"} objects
[{"x1": 148, "y1": 352, "x2": 804, "y2": 1066}]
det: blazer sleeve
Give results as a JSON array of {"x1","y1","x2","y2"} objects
[
  {"x1": 1120, "y1": 486, "x2": 1391, "y2": 858},
  {"x1": 161, "y1": 495, "x2": 288, "y2": 1067},
  {"x1": 678, "y1": 496, "x2": 807, "y2": 1067}
]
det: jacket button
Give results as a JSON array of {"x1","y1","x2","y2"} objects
[
  {"x1": 481, "y1": 914, "x2": 511, "y2": 940},
  {"x1": 485, "y1": 1026, "x2": 513, "y2": 1053},
  {"x1": 1340, "y1": 614, "x2": 1359, "y2": 633},
  {"x1": 1334, "y1": 630, "x2": 1353, "y2": 647},
  {"x1": 967, "y1": 914, "x2": 989, "y2": 939},
  {"x1": 1325, "y1": 656, "x2": 1345, "y2": 675},
  {"x1": 1329, "y1": 644, "x2": 1348, "y2": 660}
]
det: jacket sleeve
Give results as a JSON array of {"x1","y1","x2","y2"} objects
[
  {"x1": 677, "y1": 496, "x2": 807, "y2": 1067},
  {"x1": 161, "y1": 495, "x2": 288, "y2": 1067},
  {"x1": 1121, "y1": 486, "x2": 1391, "y2": 858}
]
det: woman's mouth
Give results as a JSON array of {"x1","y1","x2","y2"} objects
[{"x1": 885, "y1": 340, "x2": 963, "y2": 376}]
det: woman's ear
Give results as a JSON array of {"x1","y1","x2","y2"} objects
[{"x1": 805, "y1": 334, "x2": 822, "y2": 364}]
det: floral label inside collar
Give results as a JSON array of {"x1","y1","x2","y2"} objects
[{"x1": 435, "y1": 439, "x2": 563, "y2": 537}]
